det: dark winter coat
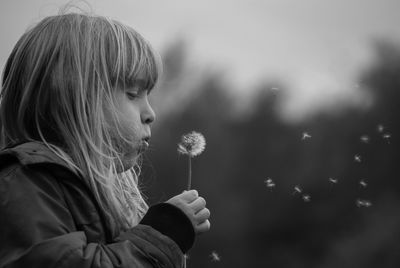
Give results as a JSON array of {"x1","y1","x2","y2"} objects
[{"x1": 0, "y1": 141, "x2": 194, "y2": 268}]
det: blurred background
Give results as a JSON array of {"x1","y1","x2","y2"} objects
[{"x1": 1, "y1": 0, "x2": 400, "y2": 267}]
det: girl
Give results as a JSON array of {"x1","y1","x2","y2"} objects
[{"x1": 0, "y1": 10, "x2": 210, "y2": 268}]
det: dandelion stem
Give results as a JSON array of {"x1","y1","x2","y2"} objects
[{"x1": 187, "y1": 156, "x2": 192, "y2": 190}]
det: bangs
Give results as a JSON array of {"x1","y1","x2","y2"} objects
[{"x1": 104, "y1": 20, "x2": 161, "y2": 93}]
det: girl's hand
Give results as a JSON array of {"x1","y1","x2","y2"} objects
[{"x1": 166, "y1": 190, "x2": 211, "y2": 235}]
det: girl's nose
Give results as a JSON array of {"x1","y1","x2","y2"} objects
[{"x1": 141, "y1": 99, "x2": 156, "y2": 124}]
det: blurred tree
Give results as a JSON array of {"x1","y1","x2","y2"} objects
[{"x1": 142, "y1": 39, "x2": 400, "y2": 267}]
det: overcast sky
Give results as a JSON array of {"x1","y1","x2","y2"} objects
[{"x1": 1, "y1": 0, "x2": 399, "y2": 121}]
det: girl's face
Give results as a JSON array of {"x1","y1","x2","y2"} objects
[{"x1": 106, "y1": 80, "x2": 156, "y2": 170}]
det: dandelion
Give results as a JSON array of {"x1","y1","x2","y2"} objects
[
  {"x1": 302, "y1": 194, "x2": 311, "y2": 202},
  {"x1": 178, "y1": 131, "x2": 206, "y2": 190},
  {"x1": 178, "y1": 131, "x2": 206, "y2": 157},
  {"x1": 302, "y1": 132, "x2": 312, "y2": 140},
  {"x1": 360, "y1": 135, "x2": 370, "y2": 143},
  {"x1": 377, "y1": 124, "x2": 384, "y2": 133},
  {"x1": 359, "y1": 180, "x2": 368, "y2": 188},
  {"x1": 293, "y1": 185, "x2": 302, "y2": 194},
  {"x1": 210, "y1": 251, "x2": 221, "y2": 262},
  {"x1": 328, "y1": 177, "x2": 338, "y2": 184},
  {"x1": 356, "y1": 199, "x2": 372, "y2": 208},
  {"x1": 354, "y1": 154, "x2": 362, "y2": 163},
  {"x1": 264, "y1": 178, "x2": 275, "y2": 188}
]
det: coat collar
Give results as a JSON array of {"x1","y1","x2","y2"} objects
[{"x1": 0, "y1": 141, "x2": 117, "y2": 242}]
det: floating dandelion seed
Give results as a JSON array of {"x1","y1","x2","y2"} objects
[
  {"x1": 302, "y1": 132, "x2": 312, "y2": 140},
  {"x1": 329, "y1": 177, "x2": 338, "y2": 184},
  {"x1": 363, "y1": 201, "x2": 372, "y2": 207},
  {"x1": 293, "y1": 185, "x2": 302, "y2": 194},
  {"x1": 178, "y1": 131, "x2": 206, "y2": 190},
  {"x1": 264, "y1": 178, "x2": 275, "y2": 188},
  {"x1": 360, "y1": 135, "x2": 370, "y2": 143},
  {"x1": 210, "y1": 251, "x2": 221, "y2": 262},
  {"x1": 359, "y1": 180, "x2": 368, "y2": 188},
  {"x1": 354, "y1": 154, "x2": 362, "y2": 163},
  {"x1": 377, "y1": 124, "x2": 384, "y2": 133},
  {"x1": 356, "y1": 199, "x2": 372, "y2": 208},
  {"x1": 271, "y1": 87, "x2": 280, "y2": 91},
  {"x1": 382, "y1": 133, "x2": 391, "y2": 144},
  {"x1": 383, "y1": 133, "x2": 391, "y2": 139},
  {"x1": 302, "y1": 194, "x2": 311, "y2": 202}
]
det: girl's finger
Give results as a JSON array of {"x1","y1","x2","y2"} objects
[
  {"x1": 195, "y1": 220, "x2": 211, "y2": 234},
  {"x1": 195, "y1": 208, "x2": 210, "y2": 222},
  {"x1": 181, "y1": 190, "x2": 198, "y2": 203},
  {"x1": 189, "y1": 197, "x2": 206, "y2": 213}
]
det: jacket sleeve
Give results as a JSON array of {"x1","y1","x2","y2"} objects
[{"x1": 0, "y1": 164, "x2": 190, "y2": 268}]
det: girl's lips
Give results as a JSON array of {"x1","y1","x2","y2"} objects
[
  {"x1": 137, "y1": 139, "x2": 150, "y2": 153},
  {"x1": 142, "y1": 140, "x2": 149, "y2": 147}
]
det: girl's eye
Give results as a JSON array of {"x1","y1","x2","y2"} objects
[
  {"x1": 126, "y1": 88, "x2": 148, "y2": 100},
  {"x1": 126, "y1": 92, "x2": 140, "y2": 100}
]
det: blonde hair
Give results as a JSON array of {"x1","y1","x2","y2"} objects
[{"x1": 0, "y1": 11, "x2": 161, "y2": 234}]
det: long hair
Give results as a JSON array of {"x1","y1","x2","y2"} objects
[{"x1": 0, "y1": 12, "x2": 161, "y2": 234}]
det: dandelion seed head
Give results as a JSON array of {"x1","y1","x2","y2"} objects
[{"x1": 177, "y1": 131, "x2": 206, "y2": 157}]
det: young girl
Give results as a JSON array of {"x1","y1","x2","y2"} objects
[{"x1": 0, "y1": 11, "x2": 210, "y2": 268}]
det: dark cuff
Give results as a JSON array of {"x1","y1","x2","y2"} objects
[{"x1": 140, "y1": 203, "x2": 195, "y2": 253}]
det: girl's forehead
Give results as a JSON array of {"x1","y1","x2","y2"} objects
[{"x1": 121, "y1": 78, "x2": 154, "y2": 94}]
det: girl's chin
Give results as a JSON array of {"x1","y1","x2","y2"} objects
[
  {"x1": 116, "y1": 152, "x2": 139, "y2": 173},
  {"x1": 124, "y1": 152, "x2": 140, "y2": 163}
]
